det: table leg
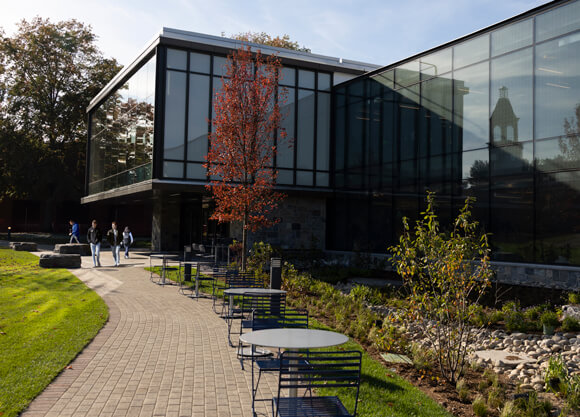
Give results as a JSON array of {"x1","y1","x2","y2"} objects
[
  {"x1": 195, "y1": 265, "x2": 200, "y2": 298},
  {"x1": 161, "y1": 257, "x2": 166, "y2": 285}
]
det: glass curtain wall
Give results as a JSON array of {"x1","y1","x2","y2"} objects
[
  {"x1": 162, "y1": 47, "x2": 332, "y2": 187},
  {"x1": 331, "y1": 0, "x2": 580, "y2": 266},
  {"x1": 88, "y1": 55, "x2": 156, "y2": 194}
]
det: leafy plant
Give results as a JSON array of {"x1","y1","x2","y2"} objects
[
  {"x1": 410, "y1": 343, "x2": 434, "y2": 371},
  {"x1": 473, "y1": 395, "x2": 488, "y2": 417},
  {"x1": 540, "y1": 311, "x2": 559, "y2": 327},
  {"x1": 544, "y1": 354, "x2": 568, "y2": 394},
  {"x1": 499, "y1": 400, "x2": 518, "y2": 417},
  {"x1": 568, "y1": 292, "x2": 580, "y2": 305},
  {"x1": 505, "y1": 310, "x2": 527, "y2": 332},
  {"x1": 389, "y1": 192, "x2": 493, "y2": 384},
  {"x1": 513, "y1": 391, "x2": 552, "y2": 417},
  {"x1": 562, "y1": 316, "x2": 580, "y2": 332}
]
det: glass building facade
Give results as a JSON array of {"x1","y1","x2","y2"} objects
[
  {"x1": 161, "y1": 48, "x2": 332, "y2": 187},
  {"x1": 88, "y1": 54, "x2": 156, "y2": 194},
  {"x1": 330, "y1": 0, "x2": 580, "y2": 266}
]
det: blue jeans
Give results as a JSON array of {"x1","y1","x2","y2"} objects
[
  {"x1": 90, "y1": 242, "x2": 101, "y2": 266},
  {"x1": 112, "y1": 245, "x2": 121, "y2": 265},
  {"x1": 124, "y1": 244, "x2": 130, "y2": 258}
]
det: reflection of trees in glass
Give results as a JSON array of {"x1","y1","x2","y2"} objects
[{"x1": 561, "y1": 103, "x2": 580, "y2": 161}]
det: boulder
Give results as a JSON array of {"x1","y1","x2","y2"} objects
[
  {"x1": 39, "y1": 254, "x2": 81, "y2": 269},
  {"x1": 10, "y1": 242, "x2": 38, "y2": 251},
  {"x1": 562, "y1": 305, "x2": 580, "y2": 321},
  {"x1": 54, "y1": 243, "x2": 91, "y2": 256}
]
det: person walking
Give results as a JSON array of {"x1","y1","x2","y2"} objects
[
  {"x1": 86, "y1": 220, "x2": 102, "y2": 267},
  {"x1": 69, "y1": 220, "x2": 80, "y2": 243},
  {"x1": 107, "y1": 221, "x2": 122, "y2": 267},
  {"x1": 122, "y1": 226, "x2": 134, "y2": 259}
]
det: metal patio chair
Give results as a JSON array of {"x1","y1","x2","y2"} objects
[{"x1": 272, "y1": 350, "x2": 362, "y2": 417}]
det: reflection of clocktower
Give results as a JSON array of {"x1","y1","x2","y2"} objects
[{"x1": 491, "y1": 86, "x2": 519, "y2": 145}]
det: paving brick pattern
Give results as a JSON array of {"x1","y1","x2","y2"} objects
[{"x1": 22, "y1": 251, "x2": 278, "y2": 417}]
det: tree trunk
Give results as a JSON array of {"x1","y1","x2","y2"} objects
[{"x1": 241, "y1": 213, "x2": 248, "y2": 271}]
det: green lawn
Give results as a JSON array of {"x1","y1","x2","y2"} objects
[
  {"x1": 149, "y1": 265, "x2": 452, "y2": 417},
  {"x1": 0, "y1": 249, "x2": 108, "y2": 417}
]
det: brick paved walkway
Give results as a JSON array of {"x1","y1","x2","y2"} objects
[{"x1": 22, "y1": 249, "x2": 277, "y2": 417}]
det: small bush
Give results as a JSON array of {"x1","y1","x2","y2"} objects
[
  {"x1": 411, "y1": 343, "x2": 434, "y2": 371},
  {"x1": 456, "y1": 379, "x2": 470, "y2": 403},
  {"x1": 562, "y1": 316, "x2": 580, "y2": 332},
  {"x1": 488, "y1": 384, "x2": 506, "y2": 410},
  {"x1": 569, "y1": 292, "x2": 580, "y2": 305},
  {"x1": 499, "y1": 400, "x2": 518, "y2": 417},
  {"x1": 489, "y1": 309, "x2": 504, "y2": 325},
  {"x1": 540, "y1": 311, "x2": 559, "y2": 327},
  {"x1": 483, "y1": 369, "x2": 499, "y2": 387},
  {"x1": 514, "y1": 391, "x2": 551, "y2": 417},
  {"x1": 473, "y1": 395, "x2": 488, "y2": 417},
  {"x1": 505, "y1": 310, "x2": 527, "y2": 332}
]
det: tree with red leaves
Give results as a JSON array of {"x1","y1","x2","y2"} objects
[{"x1": 205, "y1": 45, "x2": 287, "y2": 270}]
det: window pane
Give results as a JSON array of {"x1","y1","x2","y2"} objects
[
  {"x1": 536, "y1": 0, "x2": 580, "y2": 42},
  {"x1": 277, "y1": 169, "x2": 293, "y2": 185},
  {"x1": 187, "y1": 74, "x2": 210, "y2": 161},
  {"x1": 186, "y1": 163, "x2": 206, "y2": 179},
  {"x1": 395, "y1": 61, "x2": 420, "y2": 88},
  {"x1": 167, "y1": 48, "x2": 187, "y2": 70},
  {"x1": 371, "y1": 69, "x2": 394, "y2": 89},
  {"x1": 453, "y1": 62, "x2": 489, "y2": 151},
  {"x1": 462, "y1": 148, "x2": 489, "y2": 182},
  {"x1": 490, "y1": 141, "x2": 533, "y2": 177},
  {"x1": 318, "y1": 73, "x2": 331, "y2": 91},
  {"x1": 296, "y1": 170, "x2": 313, "y2": 186},
  {"x1": 213, "y1": 56, "x2": 227, "y2": 76},
  {"x1": 164, "y1": 70, "x2": 186, "y2": 159},
  {"x1": 317, "y1": 92, "x2": 330, "y2": 170},
  {"x1": 298, "y1": 69, "x2": 315, "y2": 89},
  {"x1": 453, "y1": 34, "x2": 489, "y2": 69},
  {"x1": 296, "y1": 89, "x2": 315, "y2": 169},
  {"x1": 536, "y1": 138, "x2": 580, "y2": 172},
  {"x1": 491, "y1": 18, "x2": 532, "y2": 56},
  {"x1": 421, "y1": 76, "x2": 453, "y2": 156},
  {"x1": 421, "y1": 49, "x2": 452, "y2": 79},
  {"x1": 491, "y1": 48, "x2": 533, "y2": 143},
  {"x1": 316, "y1": 172, "x2": 329, "y2": 187},
  {"x1": 490, "y1": 175, "x2": 533, "y2": 262},
  {"x1": 278, "y1": 87, "x2": 294, "y2": 168},
  {"x1": 536, "y1": 171, "x2": 580, "y2": 264},
  {"x1": 535, "y1": 33, "x2": 580, "y2": 140},
  {"x1": 280, "y1": 67, "x2": 295, "y2": 86},
  {"x1": 163, "y1": 161, "x2": 183, "y2": 178},
  {"x1": 190, "y1": 52, "x2": 210, "y2": 74}
]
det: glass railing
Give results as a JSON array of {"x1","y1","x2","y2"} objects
[{"x1": 88, "y1": 162, "x2": 152, "y2": 195}]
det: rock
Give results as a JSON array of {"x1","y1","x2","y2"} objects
[
  {"x1": 39, "y1": 254, "x2": 81, "y2": 269},
  {"x1": 10, "y1": 241, "x2": 37, "y2": 251},
  {"x1": 54, "y1": 243, "x2": 91, "y2": 256},
  {"x1": 562, "y1": 305, "x2": 580, "y2": 321},
  {"x1": 512, "y1": 333, "x2": 527, "y2": 340}
]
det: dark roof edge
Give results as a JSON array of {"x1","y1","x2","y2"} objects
[{"x1": 336, "y1": 0, "x2": 566, "y2": 87}]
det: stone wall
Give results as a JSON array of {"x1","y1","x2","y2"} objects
[
  {"x1": 492, "y1": 261, "x2": 580, "y2": 291},
  {"x1": 229, "y1": 195, "x2": 326, "y2": 250}
]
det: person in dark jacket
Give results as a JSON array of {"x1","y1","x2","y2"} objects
[
  {"x1": 122, "y1": 226, "x2": 134, "y2": 259},
  {"x1": 107, "y1": 221, "x2": 122, "y2": 267},
  {"x1": 86, "y1": 219, "x2": 102, "y2": 267}
]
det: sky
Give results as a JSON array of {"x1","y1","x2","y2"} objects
[{"x1": 0, "y1": 0, "x2": 553, "y2": 69}]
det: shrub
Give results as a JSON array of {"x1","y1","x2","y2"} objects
[
  {"x1": 389, "y1": 193, "x2": 493, "y2": 384},
  {"x1": 473, "y1": 395, "x2": 488, "y2": 417},
  {"x1": 540, "y1": 311, "x2": 559, "y2": 328},
  {"x1": 514, "y1": 391, "x2": 551, "y2": 417},
  {"x1": 505, "y1": 310, "x2": 527, "y2": 332},
  {"x1": 456, "y1": 379, "x2": 470, "y2": 403},
  {"x1": 499, "y1": 400, "x2": 518, "y2": 417},
  {"x1": 544, "y1": 354, "x2": 568, "y2": 394},
  {"x1": 569, "y1": 292, "x2": 580, "y2": 305},
  {"x1": 562, "y1": 316, "x2": 580, "y2": 332},
  {"x1": 489, "y1": 309, "x2": 504, "y2": 325},
  {"x1": 411, "y1": 343, "x2": 434, "y2": 371},
  {"x1": 487, "y1": 384, "x2": 506, "y2": 410}
]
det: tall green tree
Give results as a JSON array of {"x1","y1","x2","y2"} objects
[
  {"x1": 0, "y1": 17, "x2": 121, "y2": 202},
  {"x1": 226, "y1": 31, "x2": 311, "y2": 52}
]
